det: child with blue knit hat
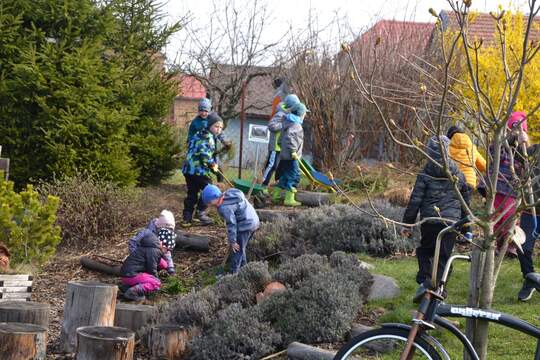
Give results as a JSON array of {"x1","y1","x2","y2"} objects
[
  {"x1": 187, "y1": 98, "x2": 231, "y2": 147},
  {"x1": 201, "y1": 184, "x2": 260, "y2": 273},
  {"x1": 275, "y1": 102, "x2": 307, "y2": 206}
]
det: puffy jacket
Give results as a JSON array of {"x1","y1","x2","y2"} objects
[
  {"x1": 121, "y1": 232, "x2": 164, "y2": 277},
  {"x1": 268, "y1": 107, "x2": 285, "y2": 152},
  {"x1": 279, "y1": 114, "x2": 304, "y2": 160},
  {"x1": 128, "y1": 218, "x2": 174, "y2": 271},
  {"x1": 187, "y1": 116, "x2": 225, "y2": 144},
  {"x1": 218, "y1": 189, "x2": 260, "y2": 244},
  {"x1": 182, "y1": 129, "x2": 216, "y2": 177},
  {"x1": 403, "y1": 136, "x2": 470, "y2": 224},
  {"x1": 449, "y1": 133, "x2": 486, "y2": 188}
]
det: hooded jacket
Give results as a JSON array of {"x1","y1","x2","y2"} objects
[
  {"x1": 121, "y1": 232, "x2": 164, "y2": 277},
  {"x1": 403, "y1": 136, "x2": 470, "y2": 224},
  {"x1": 182, "y1": 129, "x2": 217, "y2": 177},
  {"x1": 187, "y1": 115, "x2": 225, "y2": 144},
  {"x1": 218, "y1": 189, "x2": 260, "y2": 244},
  {"x1": 279, "y1": 113, "x2": 304, "y2": 160},
  {"x1": 128, "y1": 218, "x2": 174, "y2": 271},
  {"x1": 449, "y1": 133, "x2": 486, "y2": 188}
]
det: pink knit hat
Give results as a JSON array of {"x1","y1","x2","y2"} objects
[{"x1": 507, "y1": 111, "x2": 528, "y2": 132}]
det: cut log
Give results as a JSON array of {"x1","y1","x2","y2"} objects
[
  {"x1": 59, "y1": 281, "x2": 117, "y2": 353},
  {"x1": 296, "y1": 191, "x2": 336, "y2": 207},
  {"x1": 80, "y1": 256, "x2": 122, "y2": 276},
  {"x1": 0, "y1": 301, "x2": 49, "y2": 328},
  {"x1": 114, "y1": 303, "x2": 156, "y2": 338},
  {"x1": 76, "y1": 326, "x2": 134, "y2": 360},
  {"x1": 256, "y1": 209, "x2": 299, "y2": 222},
  {"x1": 147, "y1": 325, "x2": 190, "y2": 360},
  {"x1": 0, "y1": 322, "x2": 47, "y2": 360},
  {"x1": 175, "y1": 232, "x2": 210, "y2": 251},
  {"x1": 287, "y1": 342, "x2": 336, "y2": 360}
]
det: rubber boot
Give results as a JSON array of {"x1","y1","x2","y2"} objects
[
  {"x1": 181, "y1": 210, "x2": 192, "y2": 228},
  {"x1": 123, "y1": 284, "x2": 146, "y2": 302},
  {"x1": 283, "y1": 190, "x2": 301, "y2": 207},
  {"x1": 195, "y1": 210, "x2": 214, "y2": 226},
  {"x1": 271, "y1": 187, "x2": 283, "y2": 204}
]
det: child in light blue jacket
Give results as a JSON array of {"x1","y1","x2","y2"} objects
[{"x1": 201, "y1": 185, "x2": 259, "y2": 273}]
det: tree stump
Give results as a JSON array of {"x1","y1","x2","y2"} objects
[
  {"x1": 147, "y1": 325, "x2": 189, "y2": 360},
  {"x1": 114, "y1": 303, "x2": 156, "y2": 338},
  {"x1": 0, "y1": 322, "x2": 47, "y2": 360},
  {"x1": 76, "y1": 326, "x2": 134, "y2": 360},
  {"x1": 175, "y1": 232, "x2": 210, "y2": 251},
  {"x1": 60, "y1": 281, "x2": 118, "y2": 353},
  {"x1": 296, "y1": 191, "x2": 336, "y2": 207},
  {"x1": 0, "y1": 301, "x2": 49, "y2": 328}
]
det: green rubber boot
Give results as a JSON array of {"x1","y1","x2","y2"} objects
[
  {"x1": 271, "y1": 187, "x2": 283, "y2": 204},
  {"x1": 284, "y1": 190, "x2": 301, "y2": 207}
]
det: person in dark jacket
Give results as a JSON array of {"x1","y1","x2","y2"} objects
[
  {"x1": 121, "y1": 228, "x2": 176, "y2": 301},
  {"x1": 401, "y1": 135, "x2": 470, "y2": 290},
  {"x1": 201, "y1": 185, "x2": 260, "y2": 273}
]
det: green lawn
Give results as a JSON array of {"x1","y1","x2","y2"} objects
[{"x1": 362, "y1": 254, "x2": 540, "y2": 359}]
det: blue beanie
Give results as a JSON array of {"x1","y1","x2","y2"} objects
[
  {"x1": 291, "y1": 102, "x2": 308, "y2": 117},
  {"x1": 282, "y1": 94, "x2": 300, "y2": 110},
  {"x1": 201, "y1": 184, "x2": 222, "y2": 205},
  {"x1": 198, "y1": 98, "x2": 211, "y2": 112}
]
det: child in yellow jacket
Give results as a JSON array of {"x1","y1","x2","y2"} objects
[{"x1": 447, "y1": 125, "x2": 486, "y2": 189}]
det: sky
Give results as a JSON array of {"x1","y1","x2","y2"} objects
[{"x1": 162, "y1": 0, "x2": 530, "y2": 64}]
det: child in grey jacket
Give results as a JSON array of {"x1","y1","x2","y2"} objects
[{"x1": 201, "y1": 185, "x2": 260, "y2": 273}]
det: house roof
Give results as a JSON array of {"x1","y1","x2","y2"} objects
[
  {"x1": 173, "y1": 74, "x2": 207, "y2": 99},
  {"x1": 439, "y1": 10, "x2": 540, "y2": 44},
  {"x1": 209, "y1": 63, "x2": 276, "y2": 117}
]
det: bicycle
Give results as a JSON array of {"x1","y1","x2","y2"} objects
[{"x1": 334, "y1": 217, "x2": 540, "y2": 360}]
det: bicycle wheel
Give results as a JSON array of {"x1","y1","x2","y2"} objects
[{"x1": 334, "y1": 327, "x2": 442, "y2": 360}]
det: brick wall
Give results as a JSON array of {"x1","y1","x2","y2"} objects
[{"x1": 169, "y1": 97, "x2": 200, "y2": 128}]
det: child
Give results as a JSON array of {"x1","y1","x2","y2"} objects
[
  {"x1": 128, "y1": 209, "x2": 176, "y2": 275},
  {"x1": 262, "y1": 94, "x2": 300, "y2": 189},
  {"x1": 187, "y1": 98, "x2": 231, "y2": 148},
  {"x1": 274, "y1": 102, "x2": 307, "y2": 207},
  {"x1": 121, "y1": 228, "x2": 176, "y2": 301},
  {"x1": 402, "y1": 135, "x2": 470, "y2": 295},
  {"x1": 182, "y1": 112, "x2": 224, "y2": 226},
  {"x1": 201, "y1": 184, "x2": 260, "y2": 273}
]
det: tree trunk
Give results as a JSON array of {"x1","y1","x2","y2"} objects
[
  {"x1": 80, "y1": 256, "x2": 122, "y2": 276},
  {"x1": 287, "y1": 342, "x2": 336, "y2": 360},
  {"x1": 474, "y1": 246, "x2": 496, "y2": 360},
  {"x1": 175, "y1": 232, "x2": 210, "y2": 251},
  {"x1": 465, "y1": 247, "x2": 484, "y2": 360},
  {"x1": 76, "y1": 326, "x2": 134, "y2": 360},
  {"x1": 296, "y1": 190, "x2": 336, "y2": 207},
  {"x1": 256, "y1": 209, "x2": 298, "y2": 222},
  {"x1": 0, "y1": 322, "x2": 47, "y2": 360},
  {"x1": 114, "y1": 303, "x2": 156, "y2": 338},
  {"x1": 147, "y1": 325, "x2": 190, "y2": 360},
  {"x1": 60, "y1": 281, "x2": 117, "y2": 353},
  {"x1": 0, "y1": 301, "x2": 49, "y2": 328}
]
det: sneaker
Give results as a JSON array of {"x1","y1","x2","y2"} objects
[
  {"x1": 181, "y1": 210, "x2": 193, "y2": 227},
  {"x1": 518, "y1": 279, "x2": 535, "y2": 301},
  {"x1": 123, "y1": 285, "x2": 146, "y2": 302},
  {"x1": 195, "y1": 210, "x2": 213, "y2": 225}
]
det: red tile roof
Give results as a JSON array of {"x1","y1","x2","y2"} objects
[{"x1": 174, "y1": 75, "x2": 207, "y2": 99}]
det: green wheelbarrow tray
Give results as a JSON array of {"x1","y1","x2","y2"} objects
[{"x1": 233, "y1": 178, "x2": 266, "y2": 196}]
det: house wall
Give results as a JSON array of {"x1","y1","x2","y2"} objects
[{"x1": 169, "y1": 97, "x2": 199, "y2": 128}]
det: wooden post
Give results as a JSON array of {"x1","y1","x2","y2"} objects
[
  {"x1": 175, "y1": 232, "x2": 211, "y2": 251},
  {"x1": 114, "y1": 303, "x2": 156, "y2": 338},
  {"x1": 60, "y1": 281, "x2": 117, "y2": 353},
  {"x1": 147, "y1": 325, "x2": 190, "y2": 360},
  {"x1": 0, "y1": 301, "x2": 49, "y2": 328},
  {"x1": 76, "y1": 326, "x2": 134, "y2": 360},
  {"x1": 0, "y1": 322, "x2": 47, "y2": 360}
]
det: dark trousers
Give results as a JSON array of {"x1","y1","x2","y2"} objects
[
  {"x1": 518, "y1": 212, "x2": 539, "y2": 277},
  {"x1": 277, "y1": 159, "x2": 300, "y2": 191},
  {"x1": 416, "y1": 222, "x2": 457, "y2": 285},
  {"x1": 183, "y1": 174, "x2": 211, "y2": 214},
  {"x1": 262, "y1": 150, "x2": 281, "y2": 186}
]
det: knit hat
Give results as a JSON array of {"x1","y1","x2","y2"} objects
[
  {"x1": 426, "y1": 135, "x2": 450, "y2": 159},
  {"x1": 155, "y1": 209, "x2": 175, "y2": 230},
  {"x1": 507, "y1": 111, "x2": 528, "y2": 132},
  {"x1": 157, "y1": 228, "x2": 176, "y2": 250},
  {"x1": 207, "y1": 112, "x2": 223, "y2": 128},
  {"x1": 282, "y1": 94, "x2": 300, "y2": 110},
  {"x1": 201, "y1": 184, "x2": 222, "y2": 205},
  {"x1": 198, "y1": 98, "x2": 212, "y2": 112},
  {"x1": 446, "y1": 125, "x2": 464, "y2": 139},
  {"x1": 291, "y1": 102, "x2": 308, "y2": 117}
]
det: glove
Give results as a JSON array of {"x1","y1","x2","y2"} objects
[
  {"x1": 222, "y1": 140, "x2": 232, "y2": 150},
  {"x1": 291, "y1": 152, "x2": 299, "y2": 160},
  {"x1": 210, "y1": 163, "x2": 218, "y2": 172}
]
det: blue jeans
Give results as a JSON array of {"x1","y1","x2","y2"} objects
[
  {"x1": 518, "y1": 212, "x2": 539, "y2": 277},
  {"x1": 230, "y1": 231, "x2": 255, "y2": 274},
  {"x1": 277, "y1": 159, "x2": 300, "y2": 191}
]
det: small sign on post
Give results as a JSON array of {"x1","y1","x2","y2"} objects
[{"x1": 247, "y1": 125, "x2": 269, "y2": 177}]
